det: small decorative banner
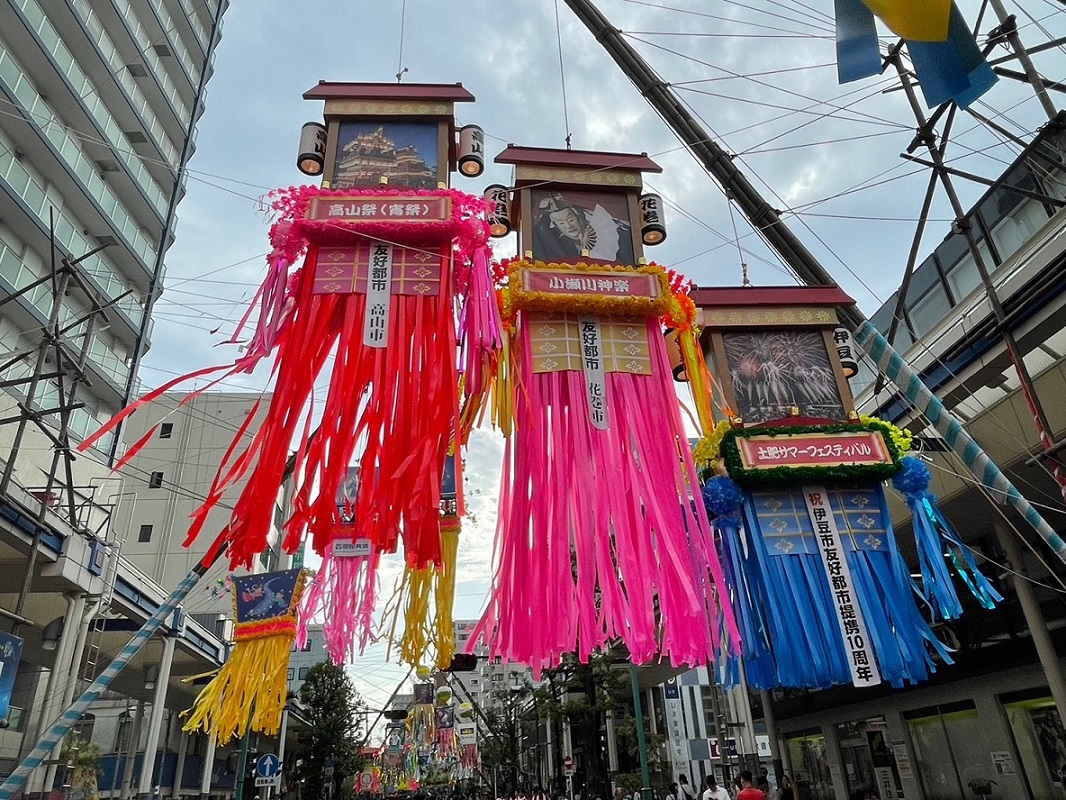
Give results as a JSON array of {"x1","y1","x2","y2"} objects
[
  {"x1": 363, "y1": 243, "x2": 394, "y2": 348},
  {"x1": 333, "y1": 538, "x2": 372, "y2": 558},
  {"x1": 313, "y1": 244, "x2": 443, "y2": 296},
  {"x1": 306, "y1": 195, "x2": 452, "y2": 223},
  {"x1": 579, "y1": 317, "x2": 609, "y2": 430},
  {"x1": 735, "y1": 431, "x2": 893, "y2": 470},
  {"x1": 528, "y1": 317, "x2": 651, "y2": 375},
  {"x1": 801, "y1": 486, "x2": 881, "y2": 688}
]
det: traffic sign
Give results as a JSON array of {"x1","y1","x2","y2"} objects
[
  {"x1": 563, "y1": 755, "x2": 575, "y2": 775},
  {"x1": 256, "y1": 754, "x2": 281, "y2": 779},
  {"x1": 255, "y1": 777, "x2": 280, "y2": 787}
]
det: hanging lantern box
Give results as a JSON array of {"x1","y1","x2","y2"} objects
[
  {"x1": 305, "y1": 81, "x2": 477, "y2": 190},
  {"x1": 496, "y1": 145, "x2": 661, "y2": 268},
  {"x1": 691, "y1": 285, "x2": 903, "y2": 483}
]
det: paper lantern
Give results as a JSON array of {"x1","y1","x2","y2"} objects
[{"x1": 297, "y1": 122, "x2": 327, "y2": 176}]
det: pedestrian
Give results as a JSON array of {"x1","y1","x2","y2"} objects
[
  {"x1": 777, "y1": 775, "x2": 794, "y2": 800},
  {"x1": 702, "y1": 776, "x2": 730, "y2": 800},
  {"x1": 736, "y1": 772, "x2": 765, "y2": 800},
  {"x1": 666, "y1": 782, "x2": 680, "y2": 800},
  {"x1": 678, "y1": 776, "x2": 695, "y2": 800}
]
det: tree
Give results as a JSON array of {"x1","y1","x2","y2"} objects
[
  {"x1": 532, "y1": 653, "x2": 667, "y2": 799},
  {"x1": 292, "y1": 663, "x2": 366, "y2": 800}
]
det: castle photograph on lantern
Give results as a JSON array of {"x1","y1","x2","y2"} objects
[
  {"x1": 332, "y1": 120, "x2": 442, "y2": 189},
  {"x1": 530, "y1": 188, "x2": 635, "y2": 264}
]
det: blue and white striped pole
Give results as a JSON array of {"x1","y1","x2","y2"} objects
[
  {"x1": 854, "y1": 320, "x2": 1066, "y2": 565},
  {"x1": 0, "y1": 566, "x2": 208, "y2": 800}
]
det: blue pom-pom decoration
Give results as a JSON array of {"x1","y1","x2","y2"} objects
[
  {"x1": 702, "y1": 475, "x2": 744, "y2": 517},
  {"x1": 892, "y1": 455, "x2": 931, "y2": 496}
]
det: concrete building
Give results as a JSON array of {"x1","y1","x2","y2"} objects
[
  {"x1": 287, "y1": 625, "x2": 327, "y2": 697},
  {"x1": 764, "y1": 114, "x2": 1066, "y2": 800},
  {"x1": 0, "y1": 0, "x2": 229, "y2": 459}
]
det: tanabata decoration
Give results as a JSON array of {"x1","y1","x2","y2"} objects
[
  {"x1": 433, "y1": 688, "x2": 457, "y2": 759},
  {"x1": 468, "y1": 146, "x2": 738, "y2": 673},
  {"x1": 692, "y1": 285, "x2": 1000, "y2": 690},
  {"x1": 409, "y1": 680, "x2": 436, "y2": 749},
  {"x1": 834, "y1": 0, "x2": 996, "y2": 107},
  {"x1": 456, "y1": 703, "x2": 479, "y2": 775},
  {"x1": 183, "y1": 568, "x2": 309, "y2": 743},
  {"x1": 80, "y1": 83, "x2": 495, "y2": 670}
]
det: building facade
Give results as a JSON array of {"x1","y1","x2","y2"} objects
[{"x1": 0, "y1": 0, "x2": 229, "y2": 458}]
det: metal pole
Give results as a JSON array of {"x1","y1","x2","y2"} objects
[
  {"x1": 628, "y1": 667, "x2": 652, "y2": 800},
  {"x1": 120, "y1": 702, "x2": 146, "y2": 800},
  {"x1": 199, "y1": 732, "x2": 217, "y2": 800},
  {"x1": 759, "y1": 691, "x2": 786, "y2": 789},
  {"x1": 854, "y1": 323, "x2": 1066, "y2": 566},
  {"x1": 561, "y1": 0, "x2": 858, "y2": 327},
  {"x1": 987, "y1": 0, "x2": 1058, "y2": 119},
  {"x1": 234, "y1": 722, "x2": 253, "y2": 800},
  {"x1": 171, "y1": 728, "x2": 190, "y2": 800},
  {"x1": 890, "y1": 55, "x2": 1066, "y2": 509},
  {"x1": 273, "y1": 707, "x2": 290, "y2": 800},
  {"x1": 138, "y1": 633, "x2": 178, "y2": 800},
  {"x1": 993, "y1": 521, "x2": 1066, "y2": 722}
]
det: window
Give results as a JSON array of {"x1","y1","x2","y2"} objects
[
  {"x1": 492, "y1": 673, "x2": 503, "y2": 682},
  {"x1": 137, "y1": 524, "x2": 153, "y2": 543},
  {"x1": 159, "y1": 422, "x2": 173, "y2": 439},
  {"x1": 301, "y1": 639, "x2": 313, "y2": 652},
  {"x1": 287, "y1": 668, "x2": 295, "y2": 681},
  {"x1": 148, "y1": 471, "x2": 163, "y2": 488},
  {"x1": 298, "y1": 667, "x2": 309, "y2": 680}
]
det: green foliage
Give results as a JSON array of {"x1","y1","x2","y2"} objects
[
  {"x1": 291, "y1": 663, "x2": 366, "y2": 799},
  {"x1": 59, "y1": 735, "x2": 101, "y2": 768}
]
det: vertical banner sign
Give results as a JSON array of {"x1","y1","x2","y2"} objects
[
  {"x1": 801, "y1": 486, "x2": 881, "y2": 687},
  {"x1": 363, "y1": 243, "x2": 394, "y2": 348},
  {"x1": 662, "y1": 680, "x2": 688, "y2": 773},
  {"x1": 579, "y1": 317, "x2": 609, "y2": 430},
  {"x1": 0, "y1": 632, "x2": 24, "y2": 722}
]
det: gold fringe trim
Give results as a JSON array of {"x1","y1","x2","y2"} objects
[
  {"x1": 182, "y1": 634, "x2": 293, "y2": 744},
  {"x1": 385, "y1": 563, "x2": 436, "y2": 667}
]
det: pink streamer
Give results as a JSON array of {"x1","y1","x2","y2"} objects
[
  {"x1": 299, "y1": 544, "x2": 381, "y2": 664},
  {"x1": 471, "y1": 319, "x2": 739, "y2": 673}
]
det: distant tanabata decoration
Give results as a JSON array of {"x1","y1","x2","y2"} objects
[{"x1": 183, "y1": 568, "x2": 309, "y2": 743}]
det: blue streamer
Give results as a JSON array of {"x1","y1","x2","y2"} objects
[{"x1": 892, "y1": 457, "x2": 1003, "y2": 615}]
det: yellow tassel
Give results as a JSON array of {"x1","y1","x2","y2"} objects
[
  {"x1": 384, "y1": 563, "x2": 436, "y2": 667},
  {"x1": 678, "y1": 328, "x2": 717, "y2": 435},
  {"x1": 434, "y1": 520, "x2": 460, "y2": 669},
  {"x1": 182, "y1": 634, "x2": 293, "y2": 744}
]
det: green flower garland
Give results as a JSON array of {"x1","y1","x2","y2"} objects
[{"x1": 719, "y1": 419, "x2": 906, "y2": 486}]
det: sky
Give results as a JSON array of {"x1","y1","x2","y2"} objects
[{"x1": 140, "y1": 0, "x2": 1066, "y2": 725}]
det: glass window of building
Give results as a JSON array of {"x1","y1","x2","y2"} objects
[
  {"x1": 904, "y1": 702, "x2": 994, "y2": 800},
  {"x1": 1002, "y1": 692, "x2": 1066, "y2": 799},
  {"x1": 785, "y1": 731, "x2": 834, "y2": 800}
]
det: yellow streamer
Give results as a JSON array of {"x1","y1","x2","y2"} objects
[
  {"x1": 182, "y1": 634, "x2": 293, "y2": 744},
  {"x1": 861, "y1": 0, "x2": 951, "y2": 42},
  {"x1": 434, "y1": 519, "x2": 460, "y2": 669}
]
